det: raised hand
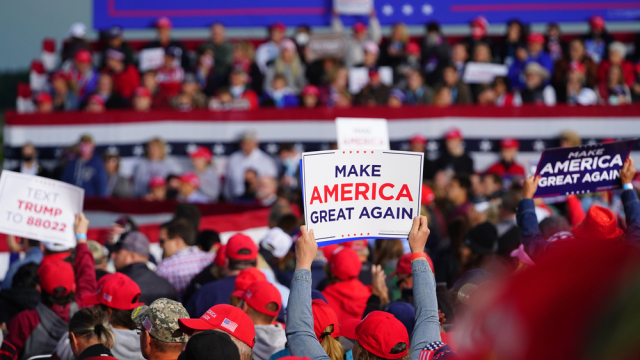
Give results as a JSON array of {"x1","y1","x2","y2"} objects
[{"x1": 296, "y1": 225, "x2": 318, "y2": 271}]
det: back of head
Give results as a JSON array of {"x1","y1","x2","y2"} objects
[
  {"x1": 165, "y1": 218, "x2": 197, "y2": 246},
  {"x1": 539, "y1": 215, "x2": 571, "y2": 239},
  {"x1": 226, "y1": 233, "x2": 258, "y2": 271},
  {"x1": 174, "y1": 203, "x2": 202, "y2": 233},
  {"x1": 12, "y1": 262, "x2": 40, "y2": 289},
  {"x1": 500, "y1": 190, "x2": 521, "y2": 215},
  {"x1": 341, "y1": 311, "x2": 409, "y2": 360},
  {"x1": 243, "y1": 281, "x2": 281, "y2": 324},
  {"x1": 197, "y1": 230, "x2": 221, "y2": 252},
  {"x1": 329, "y1": 247, "x2": 362, "y2": 281},
  {"x1": 178, "y1": 330, "x2": 240, "y2": 360},
  {"x1": 39, "y1": 259, "x2": 76, "y2": 306},
  {"x1": 312, "y1": 299, "x2": 344, "y2": 360},
  {"x1": 69, "y1": 307, "x2": 115, "y2": 349}
]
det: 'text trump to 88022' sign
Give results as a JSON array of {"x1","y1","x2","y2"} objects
[{"x1": 301, "y1": 150, "x2": 423, "y2": 246}]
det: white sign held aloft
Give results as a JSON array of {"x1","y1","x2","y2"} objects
[
  {"x1": 301, "y1": 150, "x2": 423, "y2": 246},
  {"x1": 333, "y1": 0, "x2": 374, "y2": 15},
  {"x1": 0, "y1": 171, "x2": 84, "y2": 247},
  {"x1": 336, "y1": 117, "x2": 390, "y2": 150}
]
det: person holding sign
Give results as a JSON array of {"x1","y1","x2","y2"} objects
[{"x1": 0, "y1": 214, "x2": 97, "y2": 360}]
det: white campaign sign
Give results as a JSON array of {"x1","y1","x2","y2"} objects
[
  {"x1": 333, "y1": 0, "x2": 374, "y2": 15},
  {"x1": 0, "y1": 171, "x2": 84, "y2": 246},
  {"x1": 301, "y1": 150, "x2": 423, "y2": 246},
  {"x1": 336, "y1": 117, "x2": 390, "y2": 150},
  {"x1": 139, "y1": 48, "x2": 166, "y2": 72}
]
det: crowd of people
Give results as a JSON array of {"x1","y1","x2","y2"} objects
[{"x1": 20, "y1": 13, "x2": 640, "y2": 114}]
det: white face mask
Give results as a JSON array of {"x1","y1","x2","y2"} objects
[{"x1": 295, "y1": 32, "x2": 310, "y2": 46}]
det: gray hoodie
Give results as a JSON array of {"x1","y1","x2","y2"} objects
[
  {"x1": 253, "y1": 324, "x2": 287, "y2": 360},
  {"x1": 54, "y1": 326, "x2": 145, "y2": 360}
]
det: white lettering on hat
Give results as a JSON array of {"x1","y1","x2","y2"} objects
[
  {"x1": 103, "y1": 293, "x2": 113, "y2": 302},
  {"x1": 206, "y1": 310, "x2": 217, "y2": 318},
  {"x1": 143, "y1": 318, "x2": 153, "y2": 332}
]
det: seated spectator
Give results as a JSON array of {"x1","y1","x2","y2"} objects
[
  {"x1": 35, "y1": 92, "x2": 54, "y2": 113},
  {"x1": 0, "y1": 263, "x2": 40, "y2": 325},
  {"x1": 90, "y1": 73, "x2": 127, "y2": 109},
  {"x1": 256, "y1": 23, "x2": 286, "y2": 74},
  {"x1": 142, "y1": 70, "x2": 172, "y2": 109},
  {"x1": 223, "y1": 131, "x2": 277, "y2": 200},
  {"x1": 232, "y1": 42, "x2": 264, "y2": 95},
  {"x1": 447, "y1": 174, "x2": 474, "y2": 224},
  {"x1": 441, "y1": 65, "x2": 472, "y2": 104},
  {"x1": 178, "y1": 172, "x2": 211, "y2": 203},
  {"x1": 104, "y1": 48, "x2": 140, "y2": 99},
  {"x1": 104, "y1": 150, "x2": 133, "y2": 198},
  {"x1": 332, "y1": 11, "x2": 382, "y2": 68},
  {"x1": 195, "y1": 48, "x2": 219, "y2": 96},
  {"x1": 403, "y1": 69, "x2": 432, "y2": 105},
  {"x1": 61, "y1": 22, "x2": 91, "y2": 64},
  {"x1": 132, "y1": 137, "x2": 182, "y2": 197},
  {"x1": 171, "y1": 73, "x2": 207, "y2": 110},
  {"x1": 255, "y1": 176, "x2": 278, "y2": 206},
  {"x1": 261, "y1": 74, "x2": 300, "y2": 108},
  {"x1": 545, "y1": 23, "x2": 566, "y2": 62},
  {"x1": 492, "y1": 76, "x2": 520, "y2": 106},
  {"x1": 209, "y1": 87, "x2": 251, "y2": 111},
  {"x1": 632, "y1": 63, "x2": 640, "y2": 102},
  {"x1": 464, "y1": 16, "x2": 495, "y2": 60},
  {"x1": 553, "y1": 38, "x2": 598, "y2": 102},
  {"x1": 300, "y1": 85, "x2": 319, "y2": 108},
  {"x1": 397, "y1": 41, "x2": 421, "y2": 83},
  {"x1": 157, "y1": 47, "x2": 185, "y2": 97},
  {"x1": 583, "y1": 15, "x2": 613, "y2": 64},
  {"x1": 228, "y1": 67, "x2": 259, "y2": 109},
  {"x1": 566, "y1": 61, "x2": 598, "y2": 106},
  {"x1": 451, "y1": 42, "x2": 469, "y2": 78},
  {"x1": 354, "y1": 68, "x2": 391, "y2": 106},
  {"x1": 199, "y1": 22, "x2": 234, "y2": 75},
  {"x1": 597, "y1": 42, "x2": 635, "y2": 87},
  {"x1": 132, "y1": 299, "x2": 190, "y2": 360},
  {"x1": 66, "y1": 308, "x2": 117, "y2": 360},
  {"x1": 100, "y1": 26, "x2": 135, "y2": 67},
  {"x1": 379, "y1": 23, "x2": 410, "y2": 68},
  {"x1": 436, "y1": 128, "x2": 475, "y2": 175},
  {"x1": 421, "y1": 21, "x2": 452, "y2": 85},
  {"x1": 293, "y1": 25, "x2": 312, "y2": 63},
  {"x1": 189, "y1": 146, "x2": 220, "y2": 202},
  {"x1": 144, "y1": 176, "x2": 168, "y2": 201},
  {"x1": 61, "y1": 135, "x2": 108, "y2": 196},
  {"x1": 265, "y1": 39, "x2": 306, "y2": 94},
  {"x1": 143, "y1": 17, "x2": 190, "y2": 72},
  {"x1": 470, "y1": 42, "x2": 495, "y2": 101},
  {"x1": 508, "y1": 32, "x2": 553, "y2": 91},
  {"x1": 68, "y1": 49, "x2": 98, "y2": 103},
  {"x1": 499, "y1": 19, "x2": 526, "y2": 66},
  {"x1": 433, "y1": 86, "x2": 453, "y2": 107},
  {"x1": 485, "y1": 138, "x2": 526, "y2": 177},
  {"x1": 50, "y1": 71, "x2": 78, "y2": 110},
  {"x1": 132, "y1": 86, "x2": 152, "y2": 112},
  {"x1": 598, "y1": 63, "x2": 632, "y2": 105},
  {"x1": 85, "y1": 94, "x2": 106, "y2": 113},
  {"x1": 388, "y1": 88, "x2": 405, "y2": 108},
  {"x1": 10, "y1": 142, "x2": 50, "y2": 178},
  {"x1": 519, "y1": 62, "x2": 556, "y2": 106}
]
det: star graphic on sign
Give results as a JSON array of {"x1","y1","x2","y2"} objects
[
  {"x1": 186, "y1": 143, "x2": 198, "y2": 154},
  {"x1": 426, "y1": 141, "x2": 439, "y2": 151},
  {"x1": 266, "y1": 143, "x2": 278, "y2": 154},
  {"x1": 479, "y1": 140, "x2": 493, "y2": 152},
  {"x1": 533, "y1": 140, "x2": 546, "y2": 152},
  {"x1": 402, "y1": 4, "x2": 413, "y2": 15},
  {"x1": 213, "y1": 143, "x2": 226, "y2": 155},
  {"x1": 586, "y1": 138, "x2": 597, "y2": 145},
  {"x1": 133, "y1": 145, "x2": 144, "y2": 157},
  {"x1": 422, "y1": 4, "x2": 434, "y2": 15},
  {"x1": 106, "y1": 146, "x2": 119, "y2": 155},
  {"x1": 382, "y1": 4, "x2": 394, "y2": 16}
]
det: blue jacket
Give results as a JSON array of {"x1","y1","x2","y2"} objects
[
  {"x1": 61, "y1": 155, "x2": 108, "y2": 197},
  {"x1": 1, "y1": 247, "x2": 43, "y2": 289},
  {"x1": 508, "y1": 51, "x2": 554, "y2": 91},
  {"x1": 185, "y1": 275, "x2": 237, "y2": 317}
]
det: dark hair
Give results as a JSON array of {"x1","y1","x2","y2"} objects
[
  {"x1": 278, "y1": 142, "x2": 294, "y2": 153},
  {"x1": 426, "y1": 21, "x2": 440, "y2": 33},
  {"x1": 277, "y1": 214, "x2": 298, "y2": 234},
  {"x1": 217, "y1": 87, "x2": 231, "y2": 96},
  {"x1": 99, "y1": 304, "x2": 137, "y2": 330},
  {"x1": 453, "y1": 174, "x2": 472, "y2": 199},
  {"x1": 174, "y1": 204, "x2": 201, "y2": 232},
  {"x1": 484, "y1": 173, "x2": 503, "y2": 187},
  {"x1": 539, "y1": 216, "x2": 571, "y2": 239},
  {"x1": 42, "y1": 287, "x2": 75, "y2": 306},
  {"x1": 12, "y1": 262, "x2": 39, "y2": 289},
  {"x1": 273, "y1": 73, "x2": 287, "y2": 82},
  {"x1": 297, "y1": 25, "x2": 311, "y2": 33},
  {"x1": 27, "y1": 239, "x2": 40, "y2": 248},
  {"x1": 500, "y1": 191, "x2": 521, "y2": 214},
  {"x1": 69, "y1": 307, "x2": 115, "y2": 349},
  {"x1": 197, "y1": 230, "x2": 221, "y2": 252},
  {"x1": 228, "y1": 259, "x2": 257, "y2": 271},
  {"x1": 163, "y1": 218, "x2": 197, "y2": 246},
  {"x1": 374, "y1": 239, "x2": 404, "y2": 266}
]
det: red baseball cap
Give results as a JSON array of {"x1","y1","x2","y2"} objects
[
  {"x1": 312, "y1": 299, "x2": 340, "y2": 341},
  {"x1": 50, "y1": 71, "x2": 70, "y2": 82},
  {"x1": 179, "y1": 172, "x2": 200, "y2": 188},
  {"x1": 134, "y1": 87, "x2": 151, "y2": 98},
  {"x1": 31, "y1": 60, "x2": 45, "y2": 74},
  {"x1": 231, "y1": 268, "x2": 267, "y2": 298},
  {"x1": 406, "y1": 42, "x2": 420, "y2": 55},
  {"x1": 527, "y1": 32, "x2": 545, "y2": 44},
  {"x1": 189, "y1": 146, "x2": 213, "y2": 162},
  {"x1": 391, "y1": 253, "x2": 434, "y2": 277},
  {"x1": 444, "y1": 128, "x2": 463, "y2": 140},
  {"x1": 156, "y1": 17, "x2": 173, "y2": 29},
  {"x1": 36, "y1": 92, "x2": 53, "y2": 104},
  {"x1": 148, "y1": 175, "x2": 166, "y2": 188},
  {"x1": 272, "y1": 22, "x2": 286, "y2": 31},
  {"x1": 38, "y1": 259, "x2": 75, "y2": 295},
  {"x1": 88, "y1": 94, "x2": 105, "y2": 106},
  {"x1": 340, "y1": 311, "x2": 410, "y2": 359},
  {"x1": 301, "y1": 85, "x2": 319, "y2": 97},
  {"x1": 353, "y1": 22, "x2": 367, "y2": 33},
  {"x1": 226, "y1": 233, "x2": 258, "y2": 261},
  {"x1": 82, "y1": 273, "x2": 144, "y2": 310},
  {"x1": 74, "y1": 49, "x2": 92, "y2": 63},
  {"x1": 214, "y1": 244, "x2": 227, "y2": 267},
  {"x1": 343, "y1": 240, "x2": 368, "y2": 252},
  {"x1": 590, "y1": 15, "x2": 605, "y2": 30},
  {"x1": 242, "y1": 280, "x2": 282, "y2": 317},
  {"x1": 500, "y1": 138, "x2": 520, "y2": 149},
  {"x1": 329, "y1": 247, "x2": 362, "y2": 281},
  {"x1": 409, "y1": 134, "x2": 427, "y2": 145},
  {"x1": 421, "y1": 184, "x2": 435, "y2": 206},
  {"x1": 179, "y1": 304, "x2": 256, "y2": 348},
  {"x1": 321, "y1": 244, "x2": 340, "y2": 262}
]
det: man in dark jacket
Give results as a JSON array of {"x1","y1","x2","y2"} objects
[
  {"x1": 112, "y1": 231, "x2": 177, "y2": 304},
  {"x1": 10, "y1": 143, "x2": 51, "y2": 178},
  {"x1": 60, "y1": 135, "x2": 108, "y2": 197},
  {"x1": 0, "y1": 263, "x2": 40, "y2": 325},
  {"x1": 435, "y1": 128, "x2": 475, "y2": 175},
  {"x1": 143, "y1": 17, "x2": 191, "y2": 72}
]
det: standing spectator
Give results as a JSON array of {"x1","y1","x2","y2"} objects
[
  {"x1": 440, "y1": 65, "x2": 473, "y2": 104},
  {"x1": 189, "y1": 146, "x2": 221, "y2": 202},
  {"x1": 132, "y1": 87, "x2": 152, "y2": 112},
  {"x1": 566, "y1": 61, "x2": 598, "y2": 105},
  {"x1": 598, "y1": 63, "x2": 632, "y2": 105},
  {"x1": 388, "y1": 88, "x2": 405, "y2": 107},
  {"x1": 68, "y1": 49, "x2": 98, "y2": 103},
  {"x1": 320, "y1": 66, "x2": 349, "y2": 107},
  {"x1": 583, "y1": 15, "x2": 614, "y2": 64},
  {"x1": 156, "y1": 219, "x2": 214, "y2": 301},
  {"x1": 332, "y1": 11, "x2": 382, "y2": 68},
  {"x1": 553, "y1": 38, "x2": 598, "y2": 102},
  {"x1": 10, "y1": 143, "x2": 50, "y2": 177},
  {"x1": 261, "y1": 74, "x2": 300, "y2": 108},
  {"x1": 294, "y1": 25, "x2": 312, "y2": 63},
  {"x1": 300, "y1": 85, "x2": 320, "y2": 108},
  {"x1": 61, "y1": 23, "x2": 91, "y2": 64},
  {"x1": 195, "y1": 48, "x2": 219, "y2": 96},
  {"x1": 157, "y1": 47, "x2": 185, "y2": 98},
  {"x1": 89, "y1": 73, "x2": 127, "y2": 109},
  {"x1": 34, "y1": 92, "x2": 53, "y2": 113},
  {"x1": 379, "y1": 23, "x2": 410, "y2": 68},
  {"x1": 508, "y1": 32, "x2": 554, "y2": 91},
  {"x1": 100, "y1": 26, "x2": 135, "y2": 67},
  {"x1": 404, "y1": 69, "x2": 433, "y2": 105},
  {"x1": 499, "y1": 20, "x2": 526, "y2": 66},
  {"x1": 409, "y1": 135, "x2": 437, "y2": 181},
  {"x1": 265, "y1": 39, "x2": 306, "y2": 94},
  {"x1": 470, "y1": 42, "x2": 495, "y2": 102},
  {"x1": 464, "y1": 16, "x2": 495, "y2": 60},
  {"x1": 224, "y1": 131, "x2": 277, "y2": 200},
  {"x1": 50, "y1": 71, "x2": 78, "y2": 111},
  {"x1": 104, "y1": 151, "x2": 133, "y2": 198},
  {"x1": 141, "y1": 71, "x2": 172, "y2": 109},
  {"x1": 61, "y1": 135, "x2": 108, "y2": 196},
  {"x1": 233, "y1": 42, "x2": 264, "y2": 95},
  {"x1": 228, "y1": 67, "x2": 259, "y2": 109},
  {"x1": 597, "y1": 42, "x2": 635, "y2": 87},
  {"x1": 143, "y1": 17, "x2": 191, "y2": 72},
  {"x1": 177, "y1": 173, "x2": 211, "y2": 203},
  {"x1": 358, "y1": 41, "x2": 380, "y2": 70},
  {"x1": 632, "y1": 63, "x2": 640, "y2": 102},
  {"x1": 519, "y1": 62, "x2": 556, "y2": 106},
  {"x1": 435, "y1": 128, "x2": 475, "y2": 175},
  {"x1": 199, "y1": 23, "x2": 234, "y2": 75},
  {"x1": 132, "y1": 137, "x2": 182, "y2": 197},
  {"x1": 255, "y1": 23, "x2": 287, "y2": 74},
  {"x1": 493, "y1": 76, "x2": 521, "y2": 106},
  {"x1": 421, "y1": 21, "x2": 451, "y2": 85},
  {"x1": 0, "y1": 263, "x2": 40, "y2": 326},
  {"x1": 485, "y1": 138, "x2": 526, "y2": 177},
  {"x1": 446, "y1": 174, "x2": 474, "y2": 224},
  {"x1": 433, "y1": 86, "x2": 453, "y2": 107},
  {"x1": 451, "y1": 43, "x2": 469, "y2": 78},
  {"x1": 112, "y1": 231, "x2": 177, "y2": 304},
  {"x1": 354, "y1": 68, "x2": 391, "y2": 106},
  {"x1": 132, "y1": 299, "x2": 190, "y2": 360},
  {"x1": 545, "y1": 23, "x2": 567, "y2": 62},
  {"x1": 104, "y1": 49, "x2": 140, "y2": 99},
  {"x1": 1, "y1": 238, "x2": 42, "y2": 289}
]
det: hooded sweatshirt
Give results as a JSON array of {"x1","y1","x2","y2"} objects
[
  {"x1": 253, "y1": 323, "x2": 287, "y2": 360},
  {"x1": 322, "y1": 278, "x2": 372, "y2": 323},
  {"x1": 53, "y1": 326, "x2": 144, "y2": 360}
]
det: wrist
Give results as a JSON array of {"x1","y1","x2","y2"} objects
[
  {"x1": 623, "y1": 183, "x2": 633, "y2": 190},
  {"x1": 411, "y1": 252, "x2": 428, "y2": 261},
  {"x1": 76, "y1": 233, "x2": 87, "y2": 243}
]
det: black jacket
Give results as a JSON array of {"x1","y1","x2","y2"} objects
[
  {"x1": 0, "y1": 288, "x2": 40, "y2": 324},
  {"x1": 119, "y1": 262, "x2": 177, "y2": 304},
  {"x1": 435, "y1": 151, "x2": 475, "y2": 176}
]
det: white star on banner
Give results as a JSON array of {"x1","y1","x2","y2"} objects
[{"x1": 213, "y1": 144, "x2": 225, "y2": 156}]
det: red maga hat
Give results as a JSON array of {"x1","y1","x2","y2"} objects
[
  {"x1": 312, "y1": 299, "x2": 340, "y2": 341},
  {"x1": 35, "y1": 92, "x2": 53, "y2": 104},
  {"x1": 148, "y1": 175, "x2": 166, "y2": 188},
  {"x1": 156, "y1": 17, "x2": 173, "y2": 29},
  {"x1": 569, "y1": 61, "x2": 585, "y2": 74},
  {"x1": 241, "y1": 280, "x2": 281, "y2": 317},
  {"x1": 500, "y1": 138, "x2": 520, "y2": 149},
  {"x1": 231, "y1": 268, "x2": 267, "y2": 298},
  {"x1": 189, "y1": 146, "x2": 212, "y2": 162},
  {"x1": 272, "y1": 22, "x2": 286, "y2": 31},
  {"x1": 226, "y1": 233, "x2": 258, "y2": 261},
  {"x1": 572, "y1": 206, "x2": 624, "y2": 241},
  {"x1": 353, "y1": 22, "x2": 367, "y2": 33},
  {"x1": 82, "y1": 273, "x2": 144, "y2": 310},
  {"x1": 39, "y1": 259, "x2": 75, "y2": 295},
  {"x1": 214, "y1": 244, "x2": 227, "y2": 267},
  {"x1": 301, "y1": 85, "x2": 319, "y2": 97},
  {"x1": 444, "y1": 128, "x2": 463, "y2": 140},
  {"x1": 409, "y1": 134, "x2": 427, "y2": 144},
  {"x1": 406, "y1": 42, "x2": 420, "y2": 55},
  {"x1": 527, "y1": 32, "x2": 545, "y2": 44},
  {"x1": 421, "y1": 184, "x2": 435, "y2": 206},
  {"x1": 340, "y1": 311, "x2": 410, "y2": 359},
  {"x1": 88, "y1": 94, "x2": 105, "y2": 106},
  {"x1": 134, "y1": 87, "x2": 151, "y2": 98},
  {"x1": 179, "y1": 304, "x2": 256, "y2": 348},
  {"x1": 329, "y1": 247, "x2": 361, "y2": 281},
  {"x1": 391, "y1": 253, "x2": 434, "y2": 277},
  {"x1": 74, "y1": 49, "x2": 92, "y2": 63},
  {"x1": 590, "y1": 15, "x2": 605, "y2": 30},
  {"x1": 179, "y1": 172, "x2": 200, "y2": 188}
]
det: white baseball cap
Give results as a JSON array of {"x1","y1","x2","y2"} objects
[
  {"x1": 69, "y1": 23, "x2": 87, "y2": 38},
  {"x1": 261, "y1": 227, "x2": 293, "y2": 258},
  {"x1": 42, "y1": 241, "x2": 74, "y2": 252}
]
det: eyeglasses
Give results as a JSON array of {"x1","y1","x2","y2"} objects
[{"x1": 135, "y1": 326, "x2": 145, "y2": 335}]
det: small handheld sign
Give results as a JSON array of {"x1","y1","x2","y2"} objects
[
  {"x1": 336, "y1": 117, "x2": 390, "y2": 150},
  {"x1": 0, "y1": 171, "x2": 84, "y2": 246},
  {"x1": 534, "y1": 140, "x2": 636, "y2": 197},
  {"x1": 301, "y1": 150, "x2": 423, "y2": 246}
]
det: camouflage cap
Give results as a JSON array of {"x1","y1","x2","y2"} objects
[
  {"x1": 87, "y1": 240, "x2": 107, "y2": 261},
  {"x1": 131, "y1": 298, "x2": 189, "y2": 343}
]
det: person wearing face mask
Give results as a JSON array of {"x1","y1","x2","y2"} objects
[
  {"x1": 11, "y1": 143, "x2": 51, "y2": 178},
  {"x1": 61, "y1": 134, "x2": 108, "y2": 197}
]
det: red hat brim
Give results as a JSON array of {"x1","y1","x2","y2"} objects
[{"x1": 178, "y1": 318, "x2": 214, "y2": 336}]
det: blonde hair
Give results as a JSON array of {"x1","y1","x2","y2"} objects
[
  {"x1": 392, "y1": 23, "x2": 409, "y2": 44},
  {"x1": 236, "y1": 42, "x2": 255, "y2": 61},
  {"x1": 320, "y1": 325, "x2": 344, "y2": 360},
  {"x1": 147, "y1": 138, "x2": 167, "y2": 159},
  {"x1": 69, "y1": 307, "x2": 115, "y2": 349}
]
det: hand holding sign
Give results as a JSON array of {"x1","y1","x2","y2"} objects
[
  {"x1": 295, "y1": 225, "x2": 318, "y2": 271},
  {"x1": 621, "y1": 158, "x2": 636, "y2": 186},
  {"x1": 408, "y1": 215, "x2": 430, "y2": 255},
  {"x1": 524, "y1": 175, "x2": 541, "y2": 199},
  {"x1": 75, "y1": 213, "x2": 89, "y2": 243}
]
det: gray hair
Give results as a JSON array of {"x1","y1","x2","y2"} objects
[{"x1": 609, "y1": 41, "x2": 627, "y2": 58}]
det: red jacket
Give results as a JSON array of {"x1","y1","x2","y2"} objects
[
  {"x1": 485, "y1": 161, "x2": 526, "y2": 177},
  {"x1": 597, "y1": 60, "x2": 635, "y2": 87},
  {"x1": 108, "y1": 65, "x2": 140, "y2": 99},
  {"x1": 322, "y1": 278, "x2": 372, "y2": 323},
  {"x1": 0, "y1": 243, "x2": 97, "y2": 360}
]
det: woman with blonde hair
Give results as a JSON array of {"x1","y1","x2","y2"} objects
[
  {"x1": 380, "y1": 23, "x2": 410, "y2": 68},
  {"x1": 265, "y1": 39, "x2": 306, "y2": 94},
  {"x1": 132, "y1": 137, "x2": 182, "y2": 197},
  {"x1": 68, "y1": 307, "x2": 117, "y2": 360}
]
